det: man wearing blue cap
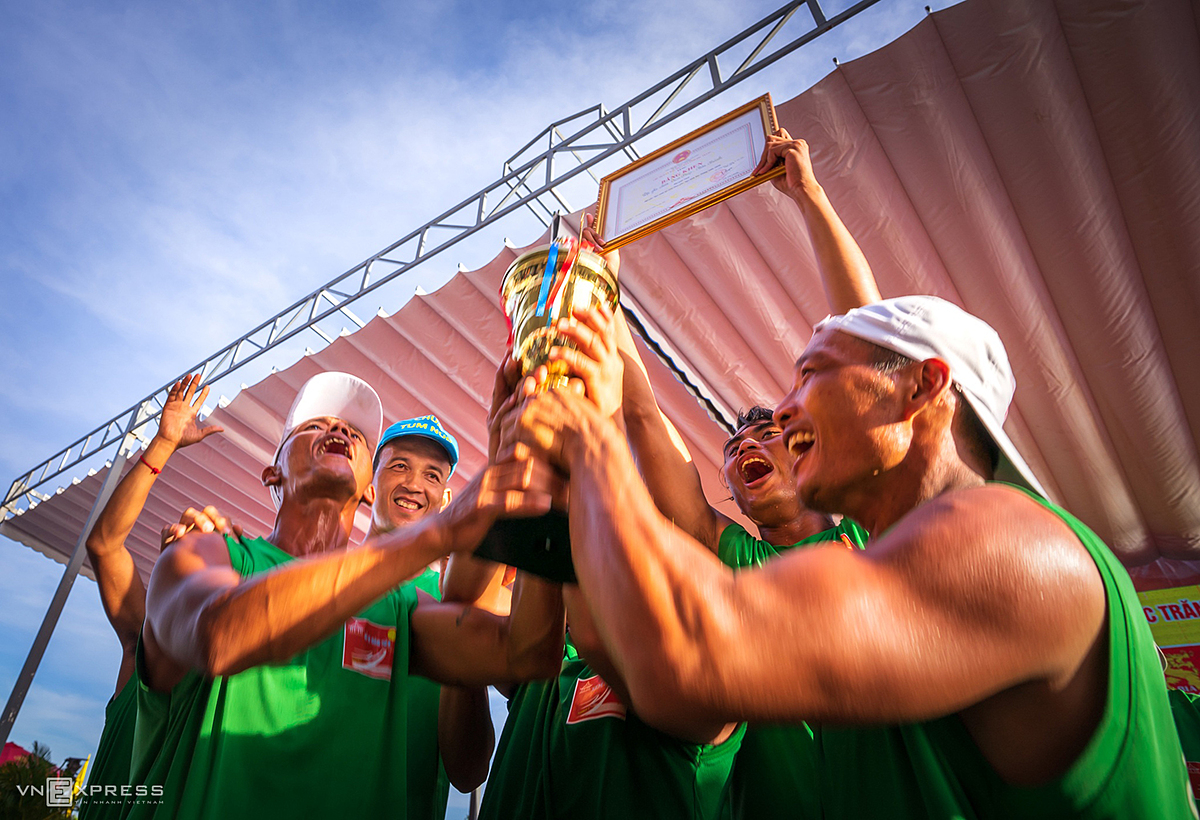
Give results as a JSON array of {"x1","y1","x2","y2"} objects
[
  {"x1": 372, "y1": 416, "x2": 461, "y2": 528},
  {"x1": 369, "y1": 415, "x2": 493, "y2": 819}
]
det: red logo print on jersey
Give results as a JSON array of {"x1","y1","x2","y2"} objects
[
  {"x1": 566, "y1": 674, "x2": 627, "y2": 724},
  {"x1": 342, "y1": 618, "x2": 396, "y2": 680}
]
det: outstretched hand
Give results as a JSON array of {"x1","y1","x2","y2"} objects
[
  {"x1": 426, "y1": 457, "x2": 567, "y2": 555},
  {"x1": 540, "y1": 213, "x2": 623, "y2": 418},
  {"x1": 161, "y1": 504, "x2": 245, "y2": 550},
  {"x1": 497, "y1": 387, "x2": 611, "y2": 475},
  {"x1": 156, "y1": 374, "x2": 224, "y2": 450},
  {"x1": 753, "y1": 127, "x2": 820, "y2": 203},
  {"x1": 487, "y1": 355, "x2": 533, "y2": 462}
]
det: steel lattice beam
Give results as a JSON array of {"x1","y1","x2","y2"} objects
[{"x1": 3, "y1": 0, "x2": 880, "y2": 515}]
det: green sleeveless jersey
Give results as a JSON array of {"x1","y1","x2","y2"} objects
[
  {"x1": 716, "y1": 519, "x2": 868, "y2": 820},
  {"x1": 812, "y1": 487, "x2": 1195, "y2": 818},
  {"x1": 717, "y1": 517, "x2": 868, "y2": 570},
  {"x1": 77, "y1": 678, "x2": 137, "y2": 819},
  {"x1": 479, "y1": 635, "x2": 745, "y2": 820},
  {"x1": 1169, "y1": 688, "x2": 1200, "y2": 814},
  {"x1": 403, "y1": 566, "x2": 451, "y2": 820},
  {"x1": 126, "y1": 535, "x2": 421, "y2": 819}
]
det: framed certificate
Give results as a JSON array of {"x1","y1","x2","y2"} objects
[{"x1": 595, "y1": 94, "x2": 785, "y2": 249}]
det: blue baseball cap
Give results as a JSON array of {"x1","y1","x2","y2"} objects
[{"x1": 374, "y1": 415, "x2": 460, "y2": 475}]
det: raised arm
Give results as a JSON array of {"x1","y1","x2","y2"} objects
[
  {"x1": 501, "y1": 390, "x2": 1104, "y2": 745},
  {"x1": 142, "y1": 461, "x2": 555, "y2": 691},
  {"x1": 86, "y1": 374, "x2": 222, "y2": 693},
  {"x1": 612, "y1": 302, "x2": 729, "y2": 552},
  {"x1": 411, "y1": 357, "x2": 564, "y2": 688},
  {"x1": 755, "y1": 128, "x2": 881, "y2": 314},
  {"x1": 552, "y1": 228, "x2": 728, "y2": 552}
]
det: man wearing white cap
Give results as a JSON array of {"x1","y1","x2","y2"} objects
[
  {"x1": 128, "y1": 371, "x2": 558, "y2": 820},
  {"x1": 500, "y1": 297, "x2": 1194, "y2": 818}
]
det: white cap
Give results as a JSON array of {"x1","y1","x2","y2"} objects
[
  {"x1": 814, "y1": 295, "x2": 1046, "y2": 497},
  {"x1": 270, "y1": 371, "x2": 384, "y2": 507}
]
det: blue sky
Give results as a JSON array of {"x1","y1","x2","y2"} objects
[{"x1": 0, "y1": 0, "x2": 939, "y2": 809}]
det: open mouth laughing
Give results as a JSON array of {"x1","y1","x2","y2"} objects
[
  {"x1": 316, "y1": 434, "x2": 352, "y2": 459},
  {"x1": 737, "y1": 452, "x2": 774, "y2": 486},
  {"x1": 786, "y1": 430, "x2": 815, "y2": 460}
]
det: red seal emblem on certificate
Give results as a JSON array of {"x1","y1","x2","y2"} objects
[
  {"x1": 672, "y1": 150, "x2": 691, "y2": 164},
  {"x1": 566, "y1": 674, "x2": 627, "y2": 724},
  {"x1": 342, "y1": 617, "x2": 396, "y2": 680}
]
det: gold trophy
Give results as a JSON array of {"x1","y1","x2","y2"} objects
[
  {"x1": 500, "y1": 240, "x2": 619, "y2": 389},
  {"x1": 477, "y1": 218, "x2": 618, "y2": 582}
]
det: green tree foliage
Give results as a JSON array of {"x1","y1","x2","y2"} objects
[{"x1": 0, "y1": 743, "x2": 74, "y2": 820}]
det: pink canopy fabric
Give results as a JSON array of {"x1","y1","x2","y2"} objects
[
  {"x1": 4, "y1": 0, "x2": 1198, "y2": 585},
  {"x1": 617, "y1": 0, "x2": 1200, "y2": 572}
]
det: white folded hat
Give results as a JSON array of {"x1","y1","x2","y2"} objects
[
  {"x1": 270, "y1": 371, "x2": 383, "y2": 507},
  {"x1": 815, "y1": 295, "x2": 1046, "y2": 497}
]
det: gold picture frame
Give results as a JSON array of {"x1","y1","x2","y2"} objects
[{"x1": 595, "y1": 94, "x2": 785, "y2": 250}]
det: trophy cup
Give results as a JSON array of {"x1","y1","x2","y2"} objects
[
  {"x1": 475, "y1": 218, "x2": 619, "y2": 582},
  {"x1": 475, "y1": 95, "x2": 783, "y2": 581}
]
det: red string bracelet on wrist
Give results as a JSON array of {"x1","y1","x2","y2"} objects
[{"x1": 139, "y1": 455, "x2": 161, "y2": 475}]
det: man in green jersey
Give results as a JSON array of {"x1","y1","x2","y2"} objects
[
  {"x1": 77, "y1": 374, "x2": 221, "y2": 819},
  {"x1": 129, "y1": 371, "x2": 561, "y2": 819},
  {"x1": 367, "y1": 415, "x2": 492, "y2": 818},
  {"x1": 478, "y1": 130, "x2": 882, "y2": 819},
  {"x1": 556, "y1": 130, "x2": 876, "y2": 819},
  {"x1": 162, "y1": 406, "x2": 549, "y2": 818},
  {"x1": 476, "y1": 337, "x2": 746, "y2": 820},
  {"x1": 1169, "y1": 687, "x2": 1200, "y2": 813},
  {"x1": 498, "y1": 292, "x2": 1195, "y2": 817},
  {"x1": 612, "y1": 131, "x2": 879, "y2": 819}
]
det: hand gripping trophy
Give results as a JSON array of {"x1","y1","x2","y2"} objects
[{"x1": 479, "y1": 213, "x2": 618, "y2": 581}]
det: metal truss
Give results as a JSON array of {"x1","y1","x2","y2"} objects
[{"x1": 3, "y1": 0, "x2": 881, "y2": 516}]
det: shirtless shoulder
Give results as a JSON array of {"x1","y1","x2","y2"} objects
[{"x1": 890, "y1": 484, "x2": 1109, "y2": 785}]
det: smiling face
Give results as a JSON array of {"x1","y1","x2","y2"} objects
[
  {"x1": 370, "y1": 436, "x2": 452, "y2": 531},
  {"x1": 773, "y1": 328, "x2": 913, "y2": 517},
  {"x1": 720, "y1": 410, "x2": 803, "y2": 527},
  {"x1": 271, "y1": 415, "x2": 375, "y2": 506}
]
